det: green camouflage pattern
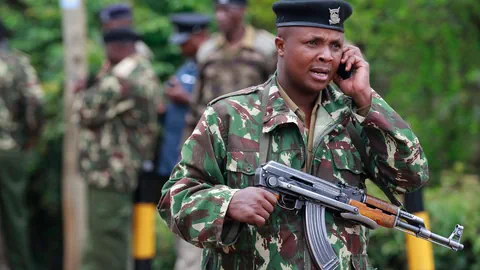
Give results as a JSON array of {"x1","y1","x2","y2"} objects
[
  {"x1": 158, "y1": 74, "x2": 429, "y2": 270},
  {"x1": 0, "y1": 97, "x2": 13, "y2": 149},
  {"x1": 74, "y1": 54, "x2": 159, "y2": 192},
  {"x1": 184, "y1": 26, "x2": 277, "y2": 140},
  {"x1": 0, "y1": 48, "x2": 44, "y2": 151}
]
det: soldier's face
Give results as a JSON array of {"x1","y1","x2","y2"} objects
[
  {"x1": 105, "y1": 41, "x2": 134, "y2": 64},
  {"x1": 181, "y1": 37, "x2": 198, "y2": 58},
  {"x1": 277, "y1": 27, "x2": 344, "y2": 93},
  {"x1": 215, "y1": 4, "x2": 245, "y2": 35}
]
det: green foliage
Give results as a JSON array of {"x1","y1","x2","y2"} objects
[
  {"x1": 2, "y1": 0, "x2": 479, "y2": 269},
  {"x1": 367, "y1": 173, "x2": 480, "y2": 270},
  {"x1": 153, "y1": 216, "x2": 176, "y2": 269},
  {"x1": 133, "y1": 0, "x2": 214, "y2": 79},
  {"x1": 346, "y1": 0, "x2": 480, "y2": 179}
]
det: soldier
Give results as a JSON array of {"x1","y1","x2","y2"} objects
[
  {"x1": 99, "y1": 4, "x2": 154, "y2": 61},
  {"x1": 157, "y1": 13, "x2": 211, "y2": 270},
  {"x1": 183, "y1": 0, "x2": 277, "y2": 139},
  {"x1": 74, "y1": 28, "x2": 158, "y2": 270},
  {"x1": 0, "y1": 20, "x2": 44, "y2": 270},
  {"x1": 158, "y1": 0, "x2": 430, "y2": 269}
]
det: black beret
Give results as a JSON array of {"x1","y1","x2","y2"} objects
[
  {"x1": 169, "y1": 13, "x2": 211, "y2": 45},
  {"x1": 0, "y1": 20, "x2": 12, "y2": 39},
  {"x1": 103, "y1": 28, "x2": 141, "y2": 43},
  {"x1": 99, "y1": 4, "x2": 132, "y2": 23},
  {"x1": 214, "y1": 0, "x2": 248, "y2": 7},
  {"x1": 273, "y1": 0, "x2": 353, "y2": 32}
]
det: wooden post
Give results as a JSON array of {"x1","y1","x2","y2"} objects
[{"x1": 60, "y1": 0, "x2": 87, "y2": 269}]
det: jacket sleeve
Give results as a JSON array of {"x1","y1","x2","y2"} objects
[
  {"x1": 16, "y1": 55, "x2": 44, "y2": 138},
  {"x1": 356, "y1": 90, "x2": 429, "y2": 192},
  {"x1": 158, "y1": 105, "x2": 240, "y2": 249},
  {"x1": 76, "y1": 75, "x2": 136, "y2": 128}
]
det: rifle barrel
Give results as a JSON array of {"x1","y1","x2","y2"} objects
[{"x1": 396, "y1": 221, "x2": 464, "y2": 251}]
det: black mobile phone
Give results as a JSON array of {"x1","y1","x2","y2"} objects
[{"x1": 337, "y1": 62, "x2": 353, "y2": 80}]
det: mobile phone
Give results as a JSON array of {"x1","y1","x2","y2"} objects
[{"x1": 337, "y1": 62, "x2": 353, "y2": 80}]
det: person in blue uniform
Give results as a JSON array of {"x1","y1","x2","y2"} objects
[
  {"x1": 157, "y1": 13, "x2": 210, "y2": 183},
  {"x1": 157, "y1": 12, "x2": 211, "y2": 270}
]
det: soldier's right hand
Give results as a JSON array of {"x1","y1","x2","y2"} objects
[
  {"x1": 166, "y1": 77, "x2": 190, "y2": 104},
  {"x1": 226, "y1": 187, "x2": 277, "y2": 227}
]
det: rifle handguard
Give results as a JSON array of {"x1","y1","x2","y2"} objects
[
  {"x1": 365, "y1": 195, "x2": 399, "y2": 215},
  {"x1": 349, "y1": 200, "x2": 396, "y2": 228}
]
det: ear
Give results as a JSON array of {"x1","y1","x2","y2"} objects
[{"x1": 275, "y1": 36, "x2": 285, "y2": 57}]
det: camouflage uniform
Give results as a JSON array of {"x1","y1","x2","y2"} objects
[
  {"x1": 158, "y1": 75, "x2": 429, "y2": 270},
  {"x1": 0, "y1": 48, "x2": 44, "y2": 270},
  {"x1": 184, "y1": 25, "x2": 277, "y2": 140},
  {"x1": 135, "y1": 41, "x2": 154, "y2": 61},
  {"x1": 74, "y1": 53, "x2": 158, "y2": 270}
]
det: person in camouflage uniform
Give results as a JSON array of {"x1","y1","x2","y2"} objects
[
  {"x1": 183, "y1": 0, "x2": 277, "y2": 140},
  {"x1": 0, "y1": 20, "x2": 44, "y2": 270},
  {"x1": 74, "y1": 28, "x2": 158, "y2": 270},
  {"x1": 159, "y1": 0, "x2": 430, "y2": 269}
]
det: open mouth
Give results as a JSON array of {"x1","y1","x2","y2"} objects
[{"x1": 310, "y1": 67, "x2": 330, "y2": 81}]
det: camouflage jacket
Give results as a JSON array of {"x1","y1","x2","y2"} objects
[
  {"x1": 0, "y1": 48, "x2": 44, "y2": 151},
  {"x1": 74, "y1": 54, "x2": 159, "y2": 192},
  {"x1": 0, "y1": 97, "x2": 13, "y2": 149},
  {"x1": 159, "y1": 76, "x2": 429, "y2": 270},
  {"x1": 184, "y1": 25, "x2": 277, "y2": 140}
]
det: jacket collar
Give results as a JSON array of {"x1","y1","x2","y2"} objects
[
  {"x1": 215, "y1": 25, "x2": 256, "y2": 50},
  {"x1": 261, "y1": 74, "x2": 353, "y2": 134}
]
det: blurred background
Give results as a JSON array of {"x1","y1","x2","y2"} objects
[{"x1": 1, "y1": 0, "x2": 479, "y2": 269}]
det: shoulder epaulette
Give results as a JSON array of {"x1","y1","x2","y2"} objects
[
  {"x1": 252, "y1": 29, "x2": 277, "y2": 57},
  {"x1": 208, "y1": 85, "x2": 262, "y2": 106},
  {"x1": 196, "y1": 34, "x2": 222, "y2": 64},
  {"x1": 112, "y1": 56, "x2": 139, "y2": 79},
  {"x1": 11, "y1": 49, "x2": 31, "y2": 59}
]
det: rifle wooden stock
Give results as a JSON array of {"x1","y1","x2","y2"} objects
[
  {"x1": 349, "y1": 200, "x2": 396, "y2": 228},
  {"x1": 365, "y1": 195, "x2": 399, "y2": 215}
]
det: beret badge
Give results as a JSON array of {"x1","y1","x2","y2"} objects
[{"x1": 329, "y1": 7, "x2": 341, "y2": 25}]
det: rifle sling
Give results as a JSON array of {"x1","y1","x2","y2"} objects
[{"x1": 259, "y1": 87, "x2": 271, "y2": 164}]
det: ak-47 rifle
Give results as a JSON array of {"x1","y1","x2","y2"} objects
[{"x1": 255, "y1": 161, "x2": 464, "y2": 270}]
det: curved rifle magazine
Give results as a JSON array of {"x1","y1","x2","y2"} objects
[{"x1": 305, "y1": 202, "x2": 339, "y2": 270}]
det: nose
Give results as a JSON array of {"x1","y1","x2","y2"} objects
[{"x1": 318, "y1": 47, "x2": 334, "y2": 62}]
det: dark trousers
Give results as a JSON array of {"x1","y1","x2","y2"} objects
[
  {"x1": 81, "y1": 186, "x2": 133, "y2": 270},
  {"x1": 0, "y1": 150, "x2": 33, "y2": 270}
]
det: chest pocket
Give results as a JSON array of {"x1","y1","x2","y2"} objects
[
  {"x1": 225, "y1": 151, "x2": 258, "y2": 189},
  {"x1": 331, "y1": 147, "x2": 366, "y2": 188}
]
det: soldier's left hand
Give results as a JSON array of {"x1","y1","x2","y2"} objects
[{"x1": 333, "y1": 45, "x2": 372, "y2": 105}]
